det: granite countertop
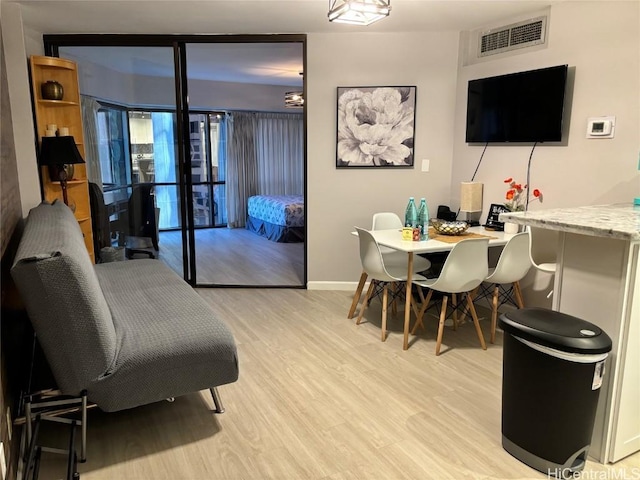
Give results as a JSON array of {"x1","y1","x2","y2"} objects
[{"x1": 499, "y1": 203, "x2": 640, "y2": 241}]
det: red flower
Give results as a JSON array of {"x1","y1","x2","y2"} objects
[{"x1": 503, "y1": 177, "x2": 543, "y2": 211}]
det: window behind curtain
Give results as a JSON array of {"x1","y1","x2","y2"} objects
[{"x1": 97, "y1": 106, "x2": 130, "y2": 188}]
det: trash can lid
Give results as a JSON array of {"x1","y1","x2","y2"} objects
[{"x1": 499, "y1": 308, "x2": 612, "y2": 354}]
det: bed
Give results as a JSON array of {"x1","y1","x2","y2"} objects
[{"x1": 246, "y1": 194, "x2": 304, "y2": 242}]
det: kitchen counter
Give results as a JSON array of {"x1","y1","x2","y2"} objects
[
  {"x1": 499, "y1": 203, "x2": 639, "y2": 464},
  {"x1": 499, "y1": 203, "x2": 640, "y2": 241}
]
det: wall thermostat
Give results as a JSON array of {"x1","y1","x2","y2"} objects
[{"x1": 586, "y1": 116, "x2": 615, "y2": 139}]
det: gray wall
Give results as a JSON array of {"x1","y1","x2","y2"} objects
[
  {"x1": 307, "y1": 31, "x2": 460, "y2": 287},
  {"x1": 1, "y1": 28, "x2": 22, "y2": 254}
]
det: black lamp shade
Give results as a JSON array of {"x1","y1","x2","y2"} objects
[{"x1": 39, "y1": 136, "x2": 85, "y2": 167}]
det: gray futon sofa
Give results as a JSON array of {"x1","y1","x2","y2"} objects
[{"x1": 11, "y1": 201, "x2": 239, "y2": 416}]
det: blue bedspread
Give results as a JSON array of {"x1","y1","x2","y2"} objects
[
  {"x1": 246, "y1": 195, "x2": 304, "y2": 242},
  {"x1": 247, "y1": 195, "x2": 304, "y2": 227}
]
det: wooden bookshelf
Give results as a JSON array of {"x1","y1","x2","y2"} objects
[{"x1": 29, "y1": 55, "x2": 95, "y2": 262}]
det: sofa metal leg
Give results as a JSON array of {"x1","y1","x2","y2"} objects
[
  {"x1": 209, "y1": 387, "x2": 225, "y2": 413},
  {"x1": 25, "y1": 398, "x2": 33, "y2": 458},
  {"x1": 80, "y1": 390, "x2": 87, "y2": 463}
]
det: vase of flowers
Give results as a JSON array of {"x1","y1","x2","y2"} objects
[
  {"x1": 504, "y1": 177, "x2": 542, "y2": 212},
  {"x1": 503, "y1": 178, "x2": 543, "y2": 233}
]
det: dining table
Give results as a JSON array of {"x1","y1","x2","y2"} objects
[{"x1": 351, "y1": 225, "x2": 511, "y2": 350}]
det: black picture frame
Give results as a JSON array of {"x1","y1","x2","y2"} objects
[
  {"x1": 484, "y1": 203, "x2": 510, "y2": 231},
  {"x1": 336, "y1": 86, "x2": 416, "y2": 168}
]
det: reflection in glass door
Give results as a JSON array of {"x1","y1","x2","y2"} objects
[{"x1": 59, "y1": 46, "x2": 185, "y2": 278}]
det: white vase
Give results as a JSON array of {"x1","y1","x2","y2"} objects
[{"x1": 504, "y1": 222, "x2": 520, "y2": 234}]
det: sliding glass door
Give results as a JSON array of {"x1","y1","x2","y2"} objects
[
  {"x1": 184, "y1": 42, "x2": 305, "y2": 286},
  {"x1": 49, "y1": 35, "x2": 306, "y2": 288}
]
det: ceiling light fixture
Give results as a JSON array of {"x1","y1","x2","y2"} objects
[
  {"x1": 328, "y1": 0, "x2": 391, "y2": 26},
  {"x1": 285, "y1": 91, "x2": 304, "y2": 108}
]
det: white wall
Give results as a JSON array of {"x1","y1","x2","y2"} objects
[
  {"x1": 306, "y1": 31, "x2": 460, "y2": 286},
  {"x1": 449, "y1": 1, "x2": 639, "y2": 306},
  {"x1": 451, "y1": 2, "x2": 640, "y2": 213}
]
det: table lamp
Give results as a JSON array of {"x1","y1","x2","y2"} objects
[
  {"x1": 460, "y1": 181, "x2": 483, "y2": 226},
  {"x1": 39, "y1": 136, "x2": 85, "y2": 207}
]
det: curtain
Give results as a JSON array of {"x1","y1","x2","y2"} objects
[
  {"x1": 226, "y1": 112, "x2": 257, "y2": 228},
  {"x1": 226, "y1": 111, "x2": 303, "y2": 228},
  {"x1": 152, "y1": 112, "x2": 179, "y2": 229},
  {"x1": 80, "y1": 95, "x2": 102, "y2": 188},
  {"x1": 255, "y1": 112, "x2": 303, "y2": 195}
]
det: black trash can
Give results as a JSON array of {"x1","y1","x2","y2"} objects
[{"x1": 499, "y1": 307, "x2": 612, "y2": 477}]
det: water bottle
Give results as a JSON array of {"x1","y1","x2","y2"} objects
[
  {"x1": 417, "y1": 198, "x2": 429, "y2": 240},
  {"x1": 404, "y1": 197, "x2": 418, "y2": 227}
]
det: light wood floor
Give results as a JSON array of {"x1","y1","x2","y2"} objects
[
  {"x1": 35, "y1": 289, "x2": 639, "y2": 479},
  {"x1": 156, "y1": 228, "x2": 305, "y2": 286}
]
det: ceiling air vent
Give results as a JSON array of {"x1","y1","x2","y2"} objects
[{"x1": 478, "y1": 16, "x2": 547, "y2": 57}]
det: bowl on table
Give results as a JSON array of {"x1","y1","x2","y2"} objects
[{"x1": 430, "y1": 219, "x2": 469, "y2": 236}]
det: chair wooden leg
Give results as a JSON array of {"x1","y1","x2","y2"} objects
[
  {"x1": 467, "y1": 294, "x2": 487, "y2": 350},
  {"x1": 411, "y1": 289, "x2": 433, "y2": 335},
  {"x1": 410, "y1": 289, "x2": 421, "y2": 320},
  {"x1": 381, "y1": 284, "x2": 389, "y2": 342},
  {"x1": 435, "y1": 295, "x2": 448, "y2": 356},
  {"x1": 514, "y1": 281, "x2": 525, "y2": 309},
  {"x1": 491, "y1": 285, "x2": 499, "y2": 344},
  {"x1": 417, "y1": 287, "x2": 426, "y2": 304},
  {"x1": 348, "y1": 271, "x2": 368, "y2": 319},
  {"x1": 452, "y1": 293, "x2": 458, "y2": 331},
  {"x1": 356, "y1": 281, "x2": 375, "y2": 325},
  {"x1": 458, "y1": 285, "x2": 479, "y2": 324},
  {"x1": 391, "y1": 282, "x2": 398, "y2": 317}
]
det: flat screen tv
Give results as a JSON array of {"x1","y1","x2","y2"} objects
[{"x1": 465, "y1": 64, "x2": 568, "y2": 143}]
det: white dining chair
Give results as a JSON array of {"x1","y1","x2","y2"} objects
[
  {"x1": 347, "y1": 212, "x2": 431, "y2": 319},
  {"x1": 355, "y1": 227, "x2": 427, "y2": 342},
  {"x1": 528, "y1": 226, "x2": 557, "y2": 275},
  {"x1": 482, "y1": 231, "x2": 531, "y2": 343},
  {"x1": 411, "y1": 238, "x2": 490, "y2": 355},
  {"x1": 372, "y1": 212, "x2": 432, "y2": 273},
  {"x1": 528, "y1": 226, "x2": 558, "y2": 302}
]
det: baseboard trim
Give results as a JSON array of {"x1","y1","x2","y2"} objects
[{"x1": 307, "y1": 281, "x2": 366, "y2": 291}]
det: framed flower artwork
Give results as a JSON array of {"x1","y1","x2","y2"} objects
[{"x1": 336, "y1": 86, "x2": 416, "y2": 168}]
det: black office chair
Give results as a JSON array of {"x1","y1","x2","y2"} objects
[
  {"x1": 437, "y1": 205, "x2": 457, "y2": 222},
  {"x1": 119, "y1": 184, "x2": 159, "y2": 259},
  {"x1": 88, "y1": 182, "x2": 112, "y2": 262}
]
